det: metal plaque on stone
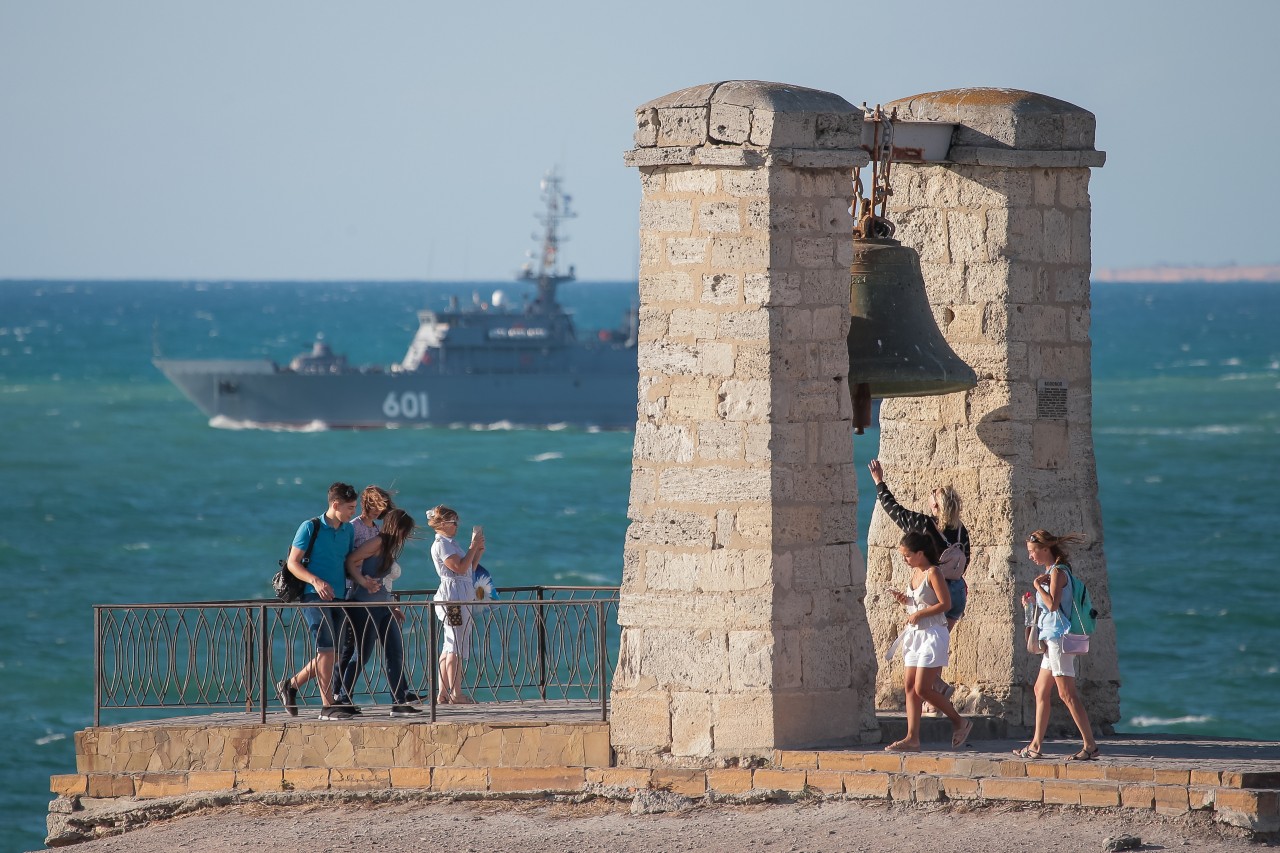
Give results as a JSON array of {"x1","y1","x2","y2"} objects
[{"x1": 1036, "y1": 379, "x2": 1068, "y2": 420}]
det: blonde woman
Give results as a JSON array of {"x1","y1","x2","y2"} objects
[
  {"x1": 334, "y1": 485, "x2": 397, "y2": 712},
  {"x1": 426, "y1": 505, "x2": 485, "y2": 704},
  {"x1": 341, "y1": 509, "x2": 420, "y2": 716},
  {"x1": 868, "y1": 460, "x2": 969, "y2": 710},
  {"x1": 1015, "y1": 529, "x2": 1100, "y2": 761}
]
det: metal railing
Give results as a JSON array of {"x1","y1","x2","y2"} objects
[{"x1": 93, "y1": 586, "x2": 618, "y2": 726}]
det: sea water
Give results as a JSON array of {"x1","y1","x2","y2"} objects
[{"x1": 1, "y1": 279, "x2": 1277, "y2": 850}]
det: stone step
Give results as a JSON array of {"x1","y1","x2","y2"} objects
[{"x1": 876, "y1": 713, "x2": 1009, "y2": 745}]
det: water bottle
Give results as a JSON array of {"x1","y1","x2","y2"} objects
[{"x1": 1022, "y1": 592, "x2": 1037, "y2": 626}]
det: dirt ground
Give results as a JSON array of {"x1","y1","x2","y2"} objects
[{"x1": 40, "y1": 796, "x2": 1274, "y2": 853}]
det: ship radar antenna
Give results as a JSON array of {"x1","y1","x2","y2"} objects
[{"x1": 518, "y1": 167, "x2": 576, "y2": 313}]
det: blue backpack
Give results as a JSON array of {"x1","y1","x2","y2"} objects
[{"x1": 1057, "y1": 564, "x2": 1098, "y2": 635}]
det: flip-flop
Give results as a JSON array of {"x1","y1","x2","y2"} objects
[
  {"x1": 951, "y1": 719, "x2": 974, "y2": 748},
  {"x1": 884, "y1": 740, "x2": 921, "y2": 753},
  {"x1": 1068, "y1": 746, "x2": 1101, "y2": 761},
  {"x1": 1013, "y1": 745, "x2": 1044, "y2": 759}
]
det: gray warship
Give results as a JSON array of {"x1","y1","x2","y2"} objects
[{"x1": 154, "y1": 171, "x2": 639, "y2": 429}]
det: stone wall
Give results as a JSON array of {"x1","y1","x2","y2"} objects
[
  {"x1": 862, "y1": 89, "x2": 1119, "y2": 730},
  {"x1": 611, "y1": 82, "x2": 880, "y2": 765}
]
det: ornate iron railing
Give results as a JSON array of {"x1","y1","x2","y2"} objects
[{"x1": 93, "y1": 587, "x2": 619, "y2": 725}]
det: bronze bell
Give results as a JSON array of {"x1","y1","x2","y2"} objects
[{"x1": 847, "y1": 237, "x2": 976, "y2": 430}]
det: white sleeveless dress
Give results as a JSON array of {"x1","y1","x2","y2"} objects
[{"x1": 899, "y1": 569, "x2": 950, "y2": 669}]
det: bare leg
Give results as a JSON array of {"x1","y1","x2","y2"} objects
[
  {"x1": 924, "y1": 622, "x2": 958, "y2": 712},
  {"x1": 917, "y1": 666, "x2": 963, "y2": 726},
  {"x1": 1054, "y1": 675, "x2": 1098, "y2": 752},
  {"x1": 316, "y1": 650, "x2": 336, "y2": 707},
  {"x1": 290, "y1": 658, "x2": 317, "y2": 690},
  {"x1": 1029, "y1": 666, "x2": 1055, "y2": 753},
  {"x1": 439, "y1": 652, "x2": 461, "y2": 703},
  {"x1": 886, "y1": 667, "x2": 926, "y2": 750}
]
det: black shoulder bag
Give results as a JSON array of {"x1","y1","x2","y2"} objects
[{"x1": 272, "y1": 517, "x2": 321, "y2": 602}]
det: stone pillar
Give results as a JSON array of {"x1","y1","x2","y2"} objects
[
  {"x1": 611, "y1": 81, "x2": 880, "y2": 766},
  {"x1": 863, "y1": 89, "x2": 1119, "y2": 731}
]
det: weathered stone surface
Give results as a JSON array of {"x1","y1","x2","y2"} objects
[
  {"x1": 865, "y1": 140, "x2": 1115, "y2": 728},
  {"x1": 616, "y1": 82, "x2": 877, "y2": 761},
  {"x1": 886, "y1": 88, "x2": 1098, "y2": 152}
]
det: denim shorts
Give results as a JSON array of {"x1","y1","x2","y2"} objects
[
  {"x1": 301, "y1": 594, "x2": 345, "y2": 651},
  {"x1": 945, "y1": 578, "x2": 968, "y2": 621}
]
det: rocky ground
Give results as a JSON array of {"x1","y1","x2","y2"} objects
[{"x1": 39, "y1": 793, "x2": 1273, "y2": 853}]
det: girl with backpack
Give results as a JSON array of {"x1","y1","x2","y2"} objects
[{"x1": 1014, "y1": 529, "x2": 1101, "y2": 761}]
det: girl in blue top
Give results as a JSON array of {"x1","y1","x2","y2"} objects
[{"x1": 1015, "y1": 529, "x2": 1100, "y2": 761}]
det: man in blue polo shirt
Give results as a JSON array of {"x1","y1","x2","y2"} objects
[{"x1": 276, "y1": 482, "x2": 357, "y2": 720}]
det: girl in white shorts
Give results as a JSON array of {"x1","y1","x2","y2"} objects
[{"x1": 1015, "y1": 529, "x2": 1100, "y2": 762}]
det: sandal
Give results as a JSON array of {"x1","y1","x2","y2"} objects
[
  {"x1": 884, "y1": 739, "x2": 921, "y2": 753},
  {"x1": 1068, "y1": 746, "x2": 1101, "y2": 761},
  {"x1": 1013, "y1": 745, "x2": 1044, "y2": 759},
  {"x1": 951, "y1": 719, "x2": 974, "y2": 749}
]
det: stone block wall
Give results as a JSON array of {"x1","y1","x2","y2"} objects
[
  {"x1": 612, "y1": 82, "x2": 880, "y2": 766},
  {"x1": 862, "y1": 89, "x2": 1119, "y2": 730}
]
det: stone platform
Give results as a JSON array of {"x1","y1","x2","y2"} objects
[{"x1": 49, "y1": 706, "x2": 1280, "y2": 840}]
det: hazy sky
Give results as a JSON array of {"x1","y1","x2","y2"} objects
[{"x1": 2, "y1": 0, "x2": 1275, "y2": 281}]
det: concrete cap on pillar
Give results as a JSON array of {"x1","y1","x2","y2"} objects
[
  {"x1": 886, "y1": 88, "x2": 1097, "y2": 152},
  {"x1": 633, "y1": 80, "x2": 864, "y2": 152}
]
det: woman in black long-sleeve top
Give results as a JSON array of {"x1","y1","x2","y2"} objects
[{"x1": 868, "y1": 459, "x2": 970, "y2": 708}]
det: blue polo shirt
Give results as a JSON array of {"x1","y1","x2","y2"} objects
[{"x1": 292, "y1": 515, "x2": 354, "y2": 594}]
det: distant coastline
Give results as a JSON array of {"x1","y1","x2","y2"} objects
[{"x1": 1093, "y1": 264, "x2": 1280, "y2": 283}]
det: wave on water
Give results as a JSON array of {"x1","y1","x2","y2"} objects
[
  {"x1": 209, "y1": 416, "x2": 330, "y2": 432},
  {"x1": 1096, "y1": 424, "x2": 1267, "y2": 437},
  {"x1": 34, "y1": 733, "x2": 66, "y2": 746},
  {"x1": 1126, "y1": 714, "x2": 1215, "y2": 728},
  {"x1": 551, "y1": 569, "x2": 616, "y2": 586},
  {"x1": 529, "y1": 452, "x2": 564, "y2": 462},
  {"x1": 465, "y1": 421, "x2": 577, "y2": 432}
]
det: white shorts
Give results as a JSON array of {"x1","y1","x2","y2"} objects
[{"x1": 1041, "y1": 638, "x2": 1078, "y2": 678}]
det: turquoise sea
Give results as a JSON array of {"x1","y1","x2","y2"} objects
[{"x1": 1, "y1": 279, "x2": 1278, "y2": 850}]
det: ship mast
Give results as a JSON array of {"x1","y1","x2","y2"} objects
[{"x1": 518, "y1": 168, "x2": 576, "y2": 314}]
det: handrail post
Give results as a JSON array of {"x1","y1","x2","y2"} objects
[
  {"x1": 428, "y1": 602, "x2": 438, "y2": 722},
  {"x1": 536, "y1": 587, "x2": 547, "y2": 701},
  {"x1": 93, "y1": 606, "x2": 101, "y2": 728},
  {"x1": 259, "y1": 604, "x2": 269, "y2": 724},
  {"x1": 597, "y1": 601, "x2": 607, "y2": 721},
  {"x1": 243, "y1": 607, "x2": 255, "y2": 714}
]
